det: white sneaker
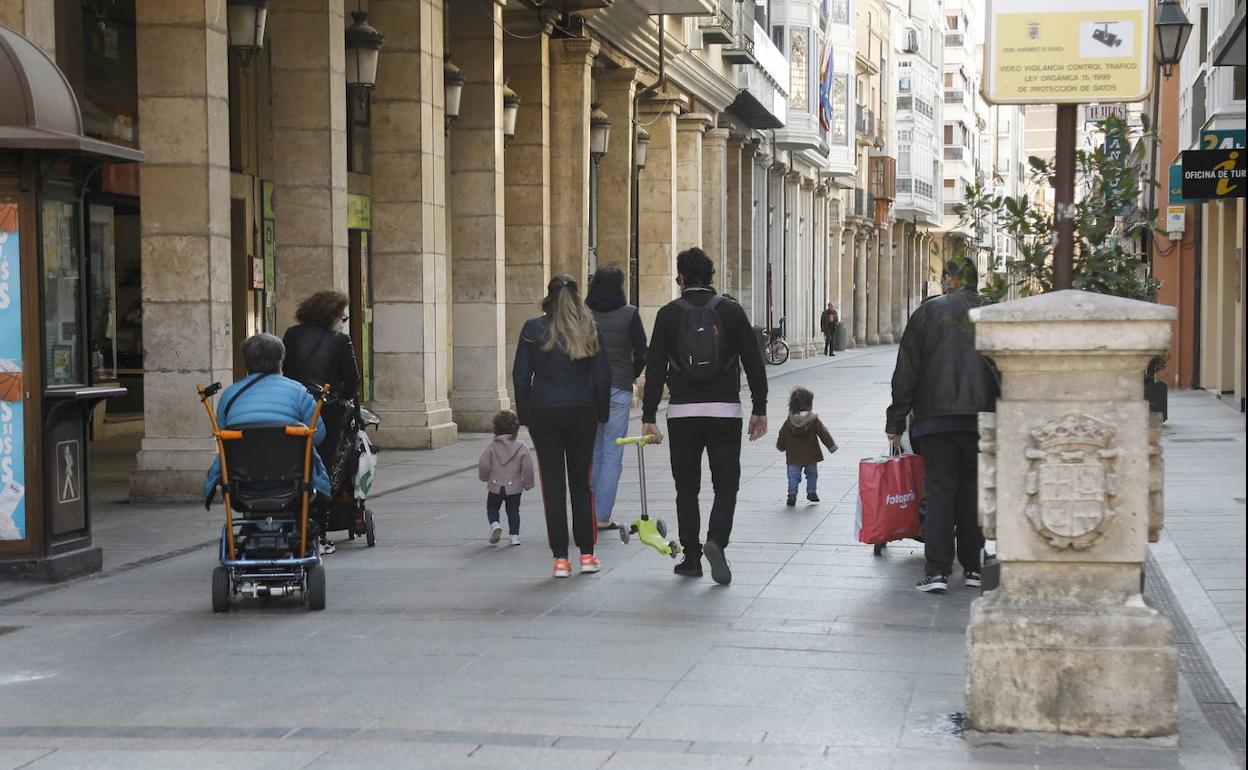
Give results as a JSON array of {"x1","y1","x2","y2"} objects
[
  {"x1": 509, "y1": 535, "x2": 521, "y2": 546},
  {"x1": 489, "y1": 522, "x2": 502, "y2": 544}
]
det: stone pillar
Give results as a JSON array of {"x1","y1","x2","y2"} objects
[
  {"x1": 595, "y1": 67, "x2": 636, "y2": 279},
  {"x1": 701, "y1": 127, "x2": 728, "y2": 275},
  {"x1": 740, "y1": 142, "x2": 759, "y2": 317},
  {"x1": 0, "y1": 0, "x2": 53, "y2": 54},
  {"x1": 876, "y1": 222, "x2": 893, "y2": 344},
  {"x1": 502, "y1": 13, "x2": 553, "y2": 368},
  {"x1": 676, "y1": 113, "x2": 709, "y2": 251},
  {"x1": 892, "y1": 222, "x2": 908, "y2": 333},
  {"x1": 447, "y1": 0, "x2": 510, "y2": 432},
  {"x1": 130, "y1": 0, "x2": 233, "y2": 500},
  {"x1": 840, "y1": 221, "x2": 855, "y2": 346},
  {"x1": 635, "y1": 94, "x2": 679, "y2": 330},
  {"x1": 369, "y1": 0, "x2": 456, "y2": 449},
  {"x1": 549, "y1": 38, "x2": 598, "y2": 285},
  {"x1": 968, "y1": 290, "x2": 1178, "y2": 737},
  {"x1": 269, "y1": 0, "x2": 349, "y2": 329},
  {"x1": 853, "y1": 229, "x2": 868, "y2": 345},
  {"x1": 724, "y1": 135, "x2": 745, "y2": 298},
  {"x1": 828, "y1": 198, "x2": 843, "y2": 334},
  {"x1": 865, "y1": 228, "x2": 880, "y2": 345}
]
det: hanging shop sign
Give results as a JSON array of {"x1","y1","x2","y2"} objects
[
  {"x1": 1085, "y1": 104, "x2": 1128, "y2": 122},
  {"x1": 1168, "y1": 164, "x2": 1202, "y2": 205},
  {"x1": 347, "y1": 194, "x2": 371, "y2": 230},
  {"x1": 1180, "y1": 149, "x2": 1247, "y2": 200},
  {"x1": 0, "y1": 202, "x2": 25, "y2": 542},
  {"x1": 983, "y1": 0, "x2": 1153, "y2": 105},
  {"x1": 1198, "y1": 129, "x2": 1246, "y2": 150}
]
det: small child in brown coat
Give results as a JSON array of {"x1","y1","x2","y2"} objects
[
  {"x1": 478, "y1": 410, "x2": 535, "y2": 545},
  {"x1": 775, "y1": 387, "x2": 838, "y2": 506}
]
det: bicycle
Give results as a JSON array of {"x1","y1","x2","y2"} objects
[{"x1": 757, "y1": 320, "x2": 790, "y2": 366}]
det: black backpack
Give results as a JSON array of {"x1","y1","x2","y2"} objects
[{"x1": 672, "y1": 294, "x2": 729, "y2": 382}]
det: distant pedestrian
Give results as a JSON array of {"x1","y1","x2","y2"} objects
[
  {"x1": 641, "y1": 247, "x2": 769, "y2": 585},
  {"x1": 886, "y1": 257, "x2": 998, "y2": 594},
  {"x1": 513, "y1": 275, "x2": 611, "y2": 579},
  {"x1": 477, "y1": 410, "x2": 534, "y2": 547},
  {"x1": 820, "y1": 303, "x2": 839, "y2": 356},
  {"x1": 585, "y1": 264, "x2": 648, "y2": 531},
  {"x1": 775, "y1": 386, "x2": 838, "y2": 507}
]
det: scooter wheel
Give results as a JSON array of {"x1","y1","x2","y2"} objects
[
  {"x1": 655, "y1": 519, "x2": 668, "y2": 538},
  {"x1": 211, "y1": 566, "x2": 230, "y2": 613},
  {"x1": 668, "y1": 542, "x2": 680, "y2": 558},
  {"x1": 619, "y1": 526, "x2": 630, "y2": 544}
]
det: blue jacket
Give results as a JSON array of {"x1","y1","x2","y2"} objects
[
  {"x1": 204, "y1": 373, "x2": 331, "y2": 501},
  {"x1": 512, "y1": 316, "x2": 611, "y2": 426}
]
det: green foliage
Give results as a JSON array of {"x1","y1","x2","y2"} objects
[{"x1": 957, "y1": 116, "x2": 1161, "y2": 304}]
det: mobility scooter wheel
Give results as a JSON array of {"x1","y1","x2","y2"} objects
[
  {"x1": 305, "y1": 564, "x2": 327, "y2": 611},
  {"x1": 211, "y1": 566, "x2": 230, "y2": 613},
  {"x1": 365, "y1": 509, "x2": 376, "y2": 547}
]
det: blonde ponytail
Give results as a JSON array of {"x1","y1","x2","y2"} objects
[{"x1": 540, "y1": 275, "x2": 600, "y2": 360}]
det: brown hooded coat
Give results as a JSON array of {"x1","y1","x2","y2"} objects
[{"x1": 775, "y1": 412, "x2": 838, "y2": 466}]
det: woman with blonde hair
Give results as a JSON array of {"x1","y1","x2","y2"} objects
[{"x1": 513, "y1": 274, "x2": 610, "y2": 578}]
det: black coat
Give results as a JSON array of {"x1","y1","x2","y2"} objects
[
  {"x1": 282, "y1": 323, "x2": 359, "y2": 400},
  {"x1": 885, "y1": 288, "x2": 998, "y2": 436}
]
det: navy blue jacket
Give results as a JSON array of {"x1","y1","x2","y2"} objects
[{"x1": 512, "y1": 316, "x2": 611, "y2": 426}]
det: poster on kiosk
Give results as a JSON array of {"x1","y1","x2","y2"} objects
[{"x1": 0, "y1": 202, "x2": 25, "y2": 542}]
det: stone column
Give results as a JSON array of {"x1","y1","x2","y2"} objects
[
  {"x1": 892, "y1": 222, "x2": 908, "y2": 333},
  {"x1": 595, "y1": 67, "x2": 636, "y2": 279},
  {"x1": 502, "y1": 13, "x2": 553, "y2": 368},
  {"x1": 130, "y1": 0, "x2": 233, "y2": 500},
  {"x1": 876, "y1": 222, "x2": 893, "y2": 344},
  {"x1": 853, "y1": 229, "x2": 868, "y2": 345},
  {"x1": 369, "y1": 0, "x2": 456, "y2": 449},
  {"x1": 739, "y1": 142, "x2": 759, "y2": 317},
  {"x1": 865, "y1": 228, "x2": 880, "y2": 345},
  {"x1": 0, "y1": 0, "x2": 54, "y2": 54},
  {"x1": 840, "y1": 220, "x2": 855, "y2": 346},
  {"x1": 635, "y1": 94, "x2": 679, "y2": 330},
  {"x1": 549, "y1": 38, "x2": 598, "y2": 285},
  {"x1": 447, "y1": 0, "x2": 510, "y2": 432},
  {"x1": 968, "y1": 291, "x2": 1178, "y2": 737},
  {"x1": 269, "y1": 0, "x2": 349, "y2": 329},
  {"x1": 724, "y1": 135, "x2": 745, "y2": 298},
  {"x1": 676, "y1": 113, "x2": 709, "y2": 251},
  {"x1": 828, "y1": 198, "x2": 843, "y2": 337},
  {"x1": 701, "y1": 127, "x2": 728, "y2": 274}
]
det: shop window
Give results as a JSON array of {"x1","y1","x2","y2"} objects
[
  {"x1": 87, "y1": 205, "x2": 115, "y2": 382},
  {"x1": 41, "y1": 199, "x2": 83, "y2": 388},
  {"x1": 348, "y1": 95, "x2": 373, "y2": 174}
]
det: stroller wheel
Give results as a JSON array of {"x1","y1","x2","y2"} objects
[
  {"x1": 655, "y1": 519, "x2": 668, "y2": 538},
  {"x1": 211, "y1": 566, "x2": 230, "y2": 613},
  {"x1": 365, "y1": 509, "x2": 376, "y2": 548},
  {"x1": 305, "y1": 563, "x2": 327, "y2": 611}
]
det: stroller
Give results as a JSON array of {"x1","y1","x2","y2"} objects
[
  {"x1": 318, "y1": 399, "x2": 380, "y2": 550},
  {"x1": 198, "y1": 382, "x2": 328, "y2": 612}
]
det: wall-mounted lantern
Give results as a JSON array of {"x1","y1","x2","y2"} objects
[
  {"x1": 227, "y1": 0, "x2": 269, "y2": 65},
  {"x1": 634, "y1": 126, "x2": 650, "y2": 170},
  {"x1": 502, "y1": 81, "x2": 520, "y2": 144},
  {"x1": 589, "y1": 103, "x2": 612, "y2": 161},
  {"x1": 444, "y1": 55, "x2": 464, "y2": 133},
  {"x1": 344, "y1": 11, "x2": 384, "y2": 95}
]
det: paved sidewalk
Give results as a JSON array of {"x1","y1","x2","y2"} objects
[{"x1": 0, "y1": 348, "x2": 1240, "y2": 768}]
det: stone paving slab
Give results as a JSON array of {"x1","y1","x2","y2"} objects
[{"x1": 0, "y1": 347, "x2": 1240, "y2": 768}]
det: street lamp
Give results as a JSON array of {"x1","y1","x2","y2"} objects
[
  {"x1": 590, "y1": 103, "x2": 612, "y2": 160},
  {"x1": 344, "y1": 11, "x2": 384, "y2": 95},
  {"x1": 1154, "y1": 0, "x2": 1193, "y2": 78},
  {"x1": 634, "y1": 126, "x2": 650, "y2": 170},
  {"x1": 502, "y1": 81, "x2": 520, "y2": 145},
  {"x1": 227, "y1": 0, "x2": 269, "y2": 64},
  {"x1": 444, "y1": 55, "x2": 464, "y2": 133}
]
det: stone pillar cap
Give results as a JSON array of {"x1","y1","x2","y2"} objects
[{"x1": 971, "y1": 290, "x2": 1176, "y2": 355}]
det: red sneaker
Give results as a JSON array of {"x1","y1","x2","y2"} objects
[
  {"x1": 552, "y1": 558, "x2": 572, "y2": 578},
  {"x1": 579, "y1": 554, "x2": 601, "y2": 574}
]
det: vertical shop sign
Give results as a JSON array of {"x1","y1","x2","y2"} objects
[
  {"x1": 0, "y1": 202, "x2": 26, "y2": 541},
  {"x1": 261, "y1": 181, "x2": 277, "y2": 332}
]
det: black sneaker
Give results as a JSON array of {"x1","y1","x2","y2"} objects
[
  {"x1": 703, "y1": 540, "x2": 732, "y2": 585},
  {"x1": 915, "y1": 574, "x2": 948, "y2": 593},
  {"x1": 807, "y1": 493, "x2": 820, "y2": 503},
  {"x1": 786, "y1": 496, "x2": 796, "y2": 507},
  {"x1": 674, "y1": 556, "x2": 703, "y2": 577},
  {"x1": 964, "y1": 571, "x2": 983, "y2": 588}
]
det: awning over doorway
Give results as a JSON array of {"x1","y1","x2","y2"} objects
[{"x1": 0, "y1": 24, "x2": 143, "y2": 162}]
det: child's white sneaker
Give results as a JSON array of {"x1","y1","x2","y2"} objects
[
  {"x1": 509, "y1": 534, "x2": 521, "y2": 546},
  {"x1": 489, "y1": 522, "x2": 502, "y2": 544}
]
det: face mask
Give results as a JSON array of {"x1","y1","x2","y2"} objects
[{"x1": 335, "y1": 319, "x2": 348, "y2": 334}]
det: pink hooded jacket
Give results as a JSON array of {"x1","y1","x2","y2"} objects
[{"x1": 478, "y1": 435, "x2": 536, "y2": 495}]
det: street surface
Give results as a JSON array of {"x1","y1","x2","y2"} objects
[{"x1": 0, "y1": 348, "x2": 1241, "y2": 769}]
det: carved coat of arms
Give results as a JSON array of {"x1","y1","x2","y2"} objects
[{"x1": 1024, "y1": 414, "x2": 1118, "y2": 550}]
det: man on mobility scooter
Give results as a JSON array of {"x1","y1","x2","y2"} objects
[{"x1": 202, "y1": 333, "x2": 332, "y2": 612}]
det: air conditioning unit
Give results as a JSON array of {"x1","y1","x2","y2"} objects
[{"x1": 903, "y1": 28, "x2": 919, "y2": 53}]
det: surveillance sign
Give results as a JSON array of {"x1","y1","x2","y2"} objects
[{"x1": 984, "y1": 0, "x2": 1153, "y2": 105}]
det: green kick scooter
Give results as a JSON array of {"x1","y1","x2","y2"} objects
[{"x1": 615, "y1": 435, "x2": 681, "y2": 558}]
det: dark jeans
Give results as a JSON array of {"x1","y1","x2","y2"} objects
[
  {"x1": 917, "y1": 430, "x2": 983, "y2": 577},
  {"x1": 667, "y1": 417, "x2": 742, "y2": 559},
  {"x1": 486, "y1": 491, "x2": 521, "y2": 536},
  {"x1": 528, "y1": 406, "x2": 598, "y2": 559},
  {"x1": 823, "y1": 329, "x2": 837, "y2": 355}
]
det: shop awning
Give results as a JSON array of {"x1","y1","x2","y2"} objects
[{"x1": 0, "y1": 24, "x2": 143, "y2": 162}]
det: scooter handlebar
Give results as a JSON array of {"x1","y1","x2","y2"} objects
[{"x1": 616, "y1": 435, "x2": 657, "y2": 447}]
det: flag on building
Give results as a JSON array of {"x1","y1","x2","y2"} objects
[{"x1": 818, "y1": 39, "x2": 834, "y2": 132}]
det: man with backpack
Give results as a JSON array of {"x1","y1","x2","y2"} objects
[{"x1": 641, "y1": 248, "x2": 769, "y2": 585}]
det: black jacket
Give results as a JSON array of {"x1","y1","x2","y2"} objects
[
  {"x1": 885, "y1": 288, "x2": 998, "y2": 436},
  {"x1": 282, "y1": 323, "x2": 359, "y2": 400},
  {"x1": 512, "y1": 316, "x2": 611, "y2": 426},
  {"x1": 642, "y1": 287, "x2": 768, "y2": 423}
]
